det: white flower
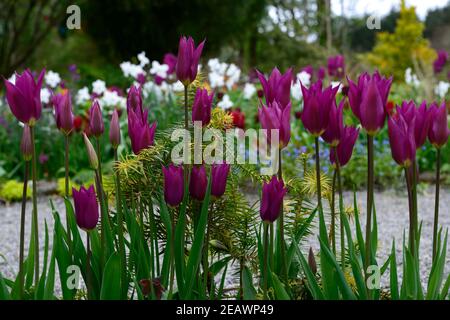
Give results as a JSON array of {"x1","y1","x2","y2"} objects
[
  {"x1": 92, "y1": 80, "x2": 107, "y2": 95},
  {"x1": 76, "y1": 87, "x2": 90, "y2": 105},
  {"x1": 218, "y1": 94, "x2": 233, "y2": 110},
  {"x1": 209, "y1": 72, "x2": 225, "y2": 89},
  {"x1": 291, "y1": 82, "x2": 302, "y2": 100},
  {"x1": 435, "y1": 81, "x2": 450, "y2": 98},
  {"x1": 100, "y1": 90, "x2": 126, "y2": 108},
  {"x1": 45, "y1": 71, "x2": 61, "y2": 88},
  {"x1": 172, "y1": 81, "x2": 185, "y2": 92},
  {"x1": 331, "y1": 81, "x2": 342, "y2": 93},
  {"x1": 405, "y1": 68, "x2": 420, "y2": 87},
  {"x1": 226, "y1": 63, "x2": 241, "y2": 89},
  {"x1": 150, "y1": 61, "x2": 169, "y2": 78},
  {"x1": 40, "y1": 88, "x2": 51, "y2": 104},
  {"x1": 142, "y1": 81, "x2": 163, "y2": 100},
  {"x1": 137, "y1": 51, "x2": 150, "y2": 67},
  {"x1": 297, "y1": 71, "x2": 311, "y2": 87},
  {"x1": 120, "y1": 61, "x2": 146, "y2": 79},
  {"x1": 243, "y1": 83, "x2": 256, "y2": 99},
  {"x1": 8, "y1": 74, "x2": 16, "y2": 84}
]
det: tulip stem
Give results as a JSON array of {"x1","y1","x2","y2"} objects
[
  {"x1": 95, "y1": 137, "x2": 103, "y2": 186},
  {"x1": 184, "y1": 85, "x2": 189, "y2": 130},
  {"x1": 263, "y1": 222, "x2": 269, "y2": 300},
  {"x1": 334, "y1": 148, "x2": 345, "y2": 270},
  {"x1": 94, "y1": 170, "x2": 106, "y2": 269},
  {"x1": 277, "y1": 148, "x2": 288, "y2": 282},
  {"x1": 314, "y1": 137, "x2": 323, "y2": 219},
  {"x1": 114, "y1": 149, "x2": 127, "y2": 299},
  {"x1": 86, "y1": 231, "x2": 92, "y2": 300},
  {"x1": 365, "y1": 134, "x2": 374, "y2": 296},
  {"x1": 412, "y1": 160, "x2": 418, "y2": 256},
  {"x1": 203, "y1": 205, "x2": 212, "y2": 296},
  {"x1": 30, "y1": 125, "x2": 39, "y2": 289},
  {"x1": 405, "y1": 167, "x2": 415, "y2": 254},
  {"x1": 65, "y1": 134, "x2": 73, "y2": 257},
  {"x1": 432, "y1": 148, "x2": 441, "y2": 262},
  {"x1": 330, "y1": 167, "x2": 337, "y2": 255},
  {"x1": 19, "y1": 160, "x2": 29, "y2": 299}
]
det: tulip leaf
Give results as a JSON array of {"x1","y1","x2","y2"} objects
[
  {"x1": 43, "y1": 245, "x2": 56, "y2": 300},
  {"x1": 217, "y1": 263, "x2": 228, "y2": 300},
  {"x1": 100, "y1": 252, "x2": 121, "y2": 300},
  {"x1": 295, "y1": 242, "x2": 324, "y2": 300},
  {"x1": 174, "y1": 181, "x2": 190, "y2": 292},
  {"x1": 426, "y1": 230, "x2": 447, "y2": 300},
  {"x1": 36, "y1": 221, "x2": 50, "y2": 300},
  {"x1": 0, "y1": 272, "x2": 11, "y2": 300},
  {"x1": 269, "y1": 272, "x2": 290, "y2": 300},
  {"x1": 389, "y1": 240, "x2": 399, "y2": 300},
  {"x1": 242, "y1": 266, "x2": 257, "y2": 300}
]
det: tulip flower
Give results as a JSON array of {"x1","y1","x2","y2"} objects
[
  {"x1": 327, "y1": 55, "x2": 345, "y2": 78},
  {"x1": 330, "y1": 126, "x2": 359, "y2": 167},
  {"x1": 128, "y1": 109, "x2": 157, "y2": 154},
  {"x1": 300, "y1": 80, "x2": 339, "y2": 136},
  {"x1": 211, "y1": 163, "x2": 230, "y2": 198},
  {"x1": 348, "y1": 71, "x2": 392, "y2": 135},
  {"x1": 72, "y1": 185, "x2": 100, "y2": 231},
  {"x1": 51, "y1": 93, "x2": 73, "y2": 135},
  {"x1": 317, "y1": 67, "x2": 326, "y2": 81},
  {"x1": 256, "y1": 67, "x2": 292, "y2": 109},
  {"x1": 162, "y1": 164, "x2": 184, "y2": 207},
  {"x1": 322, "y1": 100, "x2": 344, "y2": 146},
  {"x1": 20, "y1": 125, "x2": 32, "y2": 161},
  {"x1": 428, "y1": 102, "x2": 450, "y2": 148},
  {"x1": 258, "y1": 101, "x2": 291, "y2": 149},
  {"x1": 109, "y1": 109, "x2": 121, "y2": 149},
  {"x1": 260, "y1": 176, "x2": 287, "y2": 223},
  {"x1": 302, "y1": 66, "x2": 314, "y2": 77},
  {"x1": 433, "y1": 50, "x2": 448, "y2": 74},
  {"x1": 83, "y1": 133, "x2": 98, "y2": 170},
  {"x1": 3, "y1": 69, "x2": 45, "y2": 126},
  {"x1": 397, "y1": 100, "x2": 434, "y2": 149},
  {"x1": 89, "y1": 101, "x2": 104, "y2": 137},
  {"x1": 388, "y1": 111, "x2": 416, "y2": 168},
  {"x1": 127, "y1": 85, "x2": 144, "y2": 114},
  {"x1": 164, "y1": 53, "x2": 177, "y2": 75},
  {"x1": 189, "y1": 165, "x2": 208, "y2": 201},
  {"x1": 176, "y1": 36, "x2": 205, "y2": 85},
  {"x1": 192, "y1": 88, "x2": 214, "y2": 126}
]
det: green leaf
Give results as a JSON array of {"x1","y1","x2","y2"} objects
[
  {"x1": 242, "y1": 266, "x2": 257, "y2": 300},
  {"x1": 269, "y1": 272, "x2": 290, "y2": 300},
  {"x1": 217, "y1": 264, "x2": 228, "y2": 300},
  {"x1": 296, "y1": 244, "x2": 324, "y2": 300},
  {"x1": 389, "y1": 241, "x2": 399, "y2": 300},
  {"x1": 100, "y1": 252, "x2": 121, "y2": 300},
  {"x1": 0, "y1": 272, "x2": 11, "y2": 300}
]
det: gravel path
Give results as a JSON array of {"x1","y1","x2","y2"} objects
[{"x1": 1, "y1": 188, "x2": 449, "y2": 294}]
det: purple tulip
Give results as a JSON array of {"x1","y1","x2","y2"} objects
[
  {"x1": 330, "y1": 126, "x2": 359, "y2": 167},
  {"x1": 39, "y1": 153, "x2": 49, "y2": 165},
  {"x1": 128, "y1": 109, "x2": 156, "y2": 154},
  {"x1": 428, "y1": 101, "x2": 450, "y2": 148},
  {"x1": 89, "y1": 101, "x2": 104, "y2": 137},
  {"x1": 302, "y1": 65, "x2": 314, "y2": 77},
  {"x1": 256, "y1": 67, "x2": 292, "y2": 109},
  {"x1": 189, "y1": 165, "x2": 208, "y2": 201},
  {"x1": 258, "y1": 101, "x2": 291, "y2": 149},
  {"x1": 164, "y1": 53, "x2": 177, "y2": 75},
  {"x1": 192, "y1": 88, "x2": 214, "y2": 126},
  {"x1": 433, "y1": 50, "x2": 448, "y2": 74},
  {"x1": 127, "y1": 85, "x2": 143, "y2": 114},
  {"x1": 52, "y1": 91, "x2": 74, "y2": 135},
  {"x1": 397, "y1": 100, "x2": 434, "y2": 148},
  {"x1": 327, "y1": 55, "x2": 345, "y2": 78},
  {"x1": 137, "y1": 73, "x2": 146, "y2": 85},
  {"x1": 300, "y1": 80, "x2": 339, "y2": 136},
  {"x1": 322, "y1": 100, "x2": 344, "y2": 146},
  {"x1": 348, "y1": 71, "x2": 392, "y2": 135},
  {"x1": 3, "y1": 69, "x2": 45, "y2": 125},
  {"x1": 211, "y1": 163, "x2": 230, "y2": 198},
  {"x1": 176, "y1": 36, "x2": 205, "y2": 85},
  {"x1": 317, "y1": 67, "x2": 326, "y2": 81},
  {"x1": 109, "y1": 109, "x2": 121, "y2": 149},
  {"x1": 20, "y1": 125, "x2": 32, "y2": 161},
  {"x1": 260, "y1": 176, "x2": 287, "y2": 223},
  {"x1": 388, "y1": 112, "x2": 416, "y2": 167},
  {"x1": 162, "y1": 164, "x2": 184, "y2": 207},
  {"x1": 72, "y1": 185, "x2": 100, "y2": 231}
]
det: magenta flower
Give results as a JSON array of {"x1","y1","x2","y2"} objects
[
  {"x1": 189, "y1": 165, "x2": 208, "y2": 201},
  {"x1": 317, "y1": 67, "x2": 326, "y2": 81},
  {"x1": 397, "y1": 100, "x2": 434, "y2": 149},
  {"x1": 256, "y1": 67, "x2": 292, "y2": 109},
  {"x1": 52, "y1": 91, "x2": 74, "y2": 135},
  {"x1": 348, "y1": 71, "x2": 392, "y2": 135},
  {"x1": 109, "y1": 109, "x2": 121, "y2": 149},
  {"x1": 302, "y1": 66, "x2": 314, "y2": 77},
  {"x1": 3, "y1": 69, "x2": 45, "y2": 125},
  {"x1": 322, "y1": 100, "x2": 344, "y2": 146},
  {"x1": 330, "y1": 126, "x2": 359, "y2": 167},
  {"x1": 260, "y1": 176, "x2": 287, "y2": 223},
  {"x1": 72, "y1": 185, "x2": 99, "y2": 231},
  {"x1": 20, "y1": 125, "x2": 32, "y2": 161},
  {"x1": 128, "y1": 109, "x2": 156, "y2": 155},
  {"x1": 211, "y1": 163, "x2": 230, "y2": 198},
  {"x1": 388, "y1": 112, "x2": 416, "y2": 167},
  {"x1": 176, "y1": 36, "x2": 205, "y2": 85},
  {"x1": 327, "y1": 55, "x2": 345, "y2": 78},
  {"x1": 258, "y1": 101, "x2": 291, "y2": 149},
  {"x1": 164, "y1": 53, "x2": 177, "y2": 75},
  {"x1": 89, "y1": 101, "x2": 104, "y2": 137},
  {"x1": 127, "y1": 85, "x2": 144, "y2": 115},
  {"x1": 192, "y1": 88, "x2": 214, "y2": 126},
  {"x1": 433, "y1": 50, "x2": 448, "y2": 74},
  {"x1": 300, "y1": 80, "x2": 339, "y2": 136},
  {"x1": 162, "y1": 164, "x2": 184, "y2": 207},
  {"x1": 428, "y1": 101, "x2": 450, "y2": 148},
  {"x1": 39, "y1": 153, "x2": 49, "y2": 165}
]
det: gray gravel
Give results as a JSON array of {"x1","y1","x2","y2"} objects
[{"x1": 1, "y1": 188, "x2": 449, "y2": 294}]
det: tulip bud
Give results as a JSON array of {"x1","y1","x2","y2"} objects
[
  {"x1": 192, "y1": 88, "x2": 214, "y2": 126},
  {"x1": 258, "y1": 101, "x2": 291, "y2": 149},
  {"x1": 162, "y1": 164, "x2": 184, "y2": 207},
  {"x1": 83, "y1": 133, "x2": 98, "y2": 170},
  {"x1": 256, "y1": 67, "x2": 292, "y2": 109},
  {"x1": 89, "y1": 100, "x2": 104, "y2": 137},
  {"x1": 52, "y1": 91, "x2": 74, "y2": 135},
  {"x1": 109, "y1": 109, "x2": 121, "y2": 149},
  {"x1": 176, "y1": 36, "x2": 205, "y2": 85},
  {"x1": 260, "y1": 176, "x2": 287, "y2": 223},
  {"x1": 327, "y1": 55, "x2": 345, "y2": 78},
  {"x1": 388, "y1": 112, "x2": 416, "y2": 167},
  {"x1": 330, "y1": 127, "x2": 359, "y2": 167},
  {"x1": 72, "y1": 185, "x2": 99, "y2": 231},
  {"x1": 189, "y1": 165, "x2": 208, "y2": 201},
  {"x1": 428, "y1": 102, "x2": 450, "y2": 148},
  {"x1": 322, "y1": 100, "x2": 344, "y2": 146},
  {"x1": 211, "y1": 163, "x2": 230, "y2": 198},
  {"x1": 308, "y1": 247, "x2": 317, "y2": 275},
  {"x1": 20, "y1": 125, "x2": 32, "y2": 161}
]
